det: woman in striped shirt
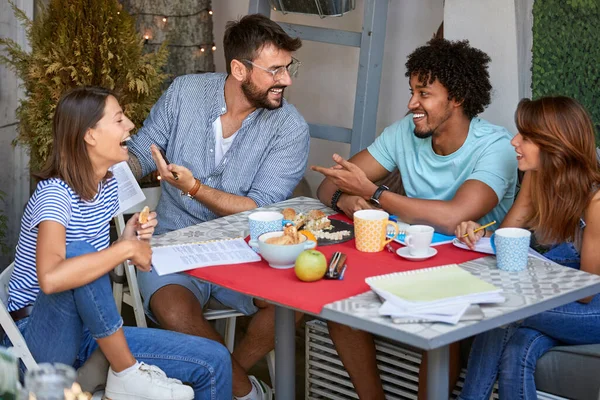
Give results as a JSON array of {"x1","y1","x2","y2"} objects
[{"x1": 3, "y1": 87, "x2": 232, "y2": 399}]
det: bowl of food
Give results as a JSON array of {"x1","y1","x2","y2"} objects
[{"x1": 250, "y1": 225, "x2": 317, "y2": 269}]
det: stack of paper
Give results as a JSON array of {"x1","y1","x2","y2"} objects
[{"x1": 366, "y1": 264, "x2": 505, "y2": 324}]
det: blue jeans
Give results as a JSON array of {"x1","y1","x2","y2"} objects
[
  {"x1": 459, "y1": 243, "x2": 600, "y2": 400},
  {"x1": 2, "y1": 241, "x2": 232, "y2": 399}
]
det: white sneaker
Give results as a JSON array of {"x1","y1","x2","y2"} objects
[
  {"x1": 249, "y1": 375, "x2": 273, "y2": 400},
  {"x1": 104, "y1": 363, "x2": 194, "y2": 400}
]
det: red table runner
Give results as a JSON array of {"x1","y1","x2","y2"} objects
[{"x1": 187, "y1": 215, "x2": 487, "y2": 314}]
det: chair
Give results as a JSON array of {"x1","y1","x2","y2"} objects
[
  {"x1": 0, "y1": 262, "x2": 37, "y2": 371},
  {"x1": 1, "y1": 262, "x2": 119, "y2": 396},
  {"x1": 112, "y1": 186, "x2": 276, "y2": 386},
  {"x1": 111, "y1": 187, "x2": 243, "y2": 351}
]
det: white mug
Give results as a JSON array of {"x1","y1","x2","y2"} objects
[{"x1": 405, "y1": 225, "x2": 434, "y2": 256}]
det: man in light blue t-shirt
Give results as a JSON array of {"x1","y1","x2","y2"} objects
[{"x1": 313, "y1": 38, "x2": 517, "y2": 399}]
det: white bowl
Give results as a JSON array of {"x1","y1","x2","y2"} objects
[{"x1": 251, "y1": 231, "x2": 317, "y2": 269}]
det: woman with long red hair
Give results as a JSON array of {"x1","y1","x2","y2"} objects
[{"x1": 455, "y1": 96, "x2": 600, "y2": 399}]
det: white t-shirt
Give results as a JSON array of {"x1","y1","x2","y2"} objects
[{"x1": 213, "y1": 117, "x2": 238, "y2": 166}]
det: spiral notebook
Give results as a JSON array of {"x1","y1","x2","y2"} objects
[
  {"x1": 366, "y1": 264, "x2": 504, "y2": 324},
  {"x1": 151, "y1": 238, "x2": 261, "y2": 276}
]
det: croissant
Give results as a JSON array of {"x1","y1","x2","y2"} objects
[
  {"x1": 265, "y1": 235, "x2": 294, "y2": 245},
  {"x1": 138, "y1": 206, "x2": 150, "y2": 224},
  {"x1": 283, "y1": 224, "x2": 301, "y2": 244}
]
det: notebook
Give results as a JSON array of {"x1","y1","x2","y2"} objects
[
  {"x1": 366, "y1": 264, "x2": 503, "y2": 304},
  {"x1": 366, "y1": 264, "x2": 504, "y2": 324}
]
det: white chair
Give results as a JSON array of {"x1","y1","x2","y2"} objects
[
  {"x1": 111, "y1": 187, "x2": 243, "y2": 351},
  {"x1": 2, "y1": 262, "x2": 114, "y2": 396},
  {"x1": 0, "y1": 262, "x2": 37, "y2": 371},
  {"x1": 111, "y1": 186, "x2": 276, "y2": 386}
]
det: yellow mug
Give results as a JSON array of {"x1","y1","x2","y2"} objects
[{"x1": 354, "y1": 210, "x2": 399, "y2": 252}]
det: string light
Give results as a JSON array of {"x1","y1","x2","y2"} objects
[
  {"x1": 130, "y1": 8, "x2": 212, "y2": 18},
  {"x1": 200, "y1": 47, "x2": 205, "y2": 52},
  {"x1": 162, "y1": 17, "x2": 167, "y2": 22},
  {"x1": 211, "y1": 43, "x2": 217, "y2": 51}
]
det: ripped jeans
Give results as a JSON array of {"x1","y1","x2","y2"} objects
[
  {"x1": 458, "y1": 242, "x2": 600, "y2": 400},
  {"x1": 2, "y1": 241, "x2": 232, "y2": 399}
]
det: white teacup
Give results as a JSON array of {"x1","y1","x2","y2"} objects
[{"x1": 405, "y1": 225, "x2": 434, "y2": 256}]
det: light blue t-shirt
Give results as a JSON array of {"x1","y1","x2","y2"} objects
[{"x1": 367, "y1": 115, "x2": 517, "y2": 227}]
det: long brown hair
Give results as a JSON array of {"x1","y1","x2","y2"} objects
[
  {"x1": 516, "y1": 96, "x2": 600, "y2": 244},
  {"x1": 35, "y1": 86, "x2": 113, "y2": 201}
]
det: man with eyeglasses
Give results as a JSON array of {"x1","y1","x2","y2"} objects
[{"x1": 126, "y1": 14, "x2": 309, "y2": 400}]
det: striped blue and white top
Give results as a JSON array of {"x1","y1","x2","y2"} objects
[
  {"x1": 7, "y1": 177, "x2": 119, "y2": 312},
  {"x1": 128, "y1": 73, "x2": 310, "y2": 234}
]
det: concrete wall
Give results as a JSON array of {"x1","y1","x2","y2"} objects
[
  {"x1": 445, "y1": 0, "x2": 533, "y2": 133},
  {"x1": 0, "y1": 0, "x2": 33, "y2": 268},
  {"x1": 0, "y1": 0, "x2": 533, "y2": 267},
  {"x1": 212, "y1": 0, "x2": 445, "y2": 195}
]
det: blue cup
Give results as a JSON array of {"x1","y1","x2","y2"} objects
[
  {"x1": 491, "y1": 228, "x2": 532, "y2": 271},
  {"x1": 248, "y1": 211, "x2": 284, "y2": 251}
]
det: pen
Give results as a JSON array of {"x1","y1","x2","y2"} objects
[{"x1": 462, "y1": 220, "x2": 496, "y2": 237}]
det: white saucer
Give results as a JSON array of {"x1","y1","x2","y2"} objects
[{"x1": 396, "y1": 247, "x2": 437, "y2": 261}]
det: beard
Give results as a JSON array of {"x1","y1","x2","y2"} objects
[
  {"x1": 241, "y1": 77, "x2": 285, "y2": 110},
  {"x1": 412, "y1": 106, "x2": 453, "y2": 139},
  {"x1": 413, "y1": 128, "x2": 434, "y2": 139}
]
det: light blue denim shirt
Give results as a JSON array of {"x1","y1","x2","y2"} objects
[{"x1": 129, "y1": 73, "x2": 310, "y2": 234}]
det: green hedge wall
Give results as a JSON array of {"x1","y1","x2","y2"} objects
[{"x1": 532, "y1": 0, "x2": 600, "y2": 144}]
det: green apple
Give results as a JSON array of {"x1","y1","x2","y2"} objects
[{"x1": 295, "y1": 250, "x2": 327, "y2": 282}]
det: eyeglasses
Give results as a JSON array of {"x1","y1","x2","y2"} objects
[{"x1": 242, "y1": 57, "x2": 301, "y2": 80}]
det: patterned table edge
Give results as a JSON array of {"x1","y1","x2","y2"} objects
[
  {"x1": 151, "y1": 197, "x2": 330, "y2": 247},
  {"x1": 323, "y1": 256, "x2": 600, "y2": 343}
]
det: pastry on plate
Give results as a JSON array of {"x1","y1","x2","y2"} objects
[
  {"x1": 282, "y1": 207, "x2": 306, "y2": 229},
  {"x1": 305, "y1": 210, "x2": 331, "y2": 231}
]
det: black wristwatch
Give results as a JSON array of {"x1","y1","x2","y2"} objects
[
  {"x1": 369, "y1": 185, "x2": 389, "y2": 206},
  {"x1": 330, "y1": 189, "x2": 343, "y2": 213}
]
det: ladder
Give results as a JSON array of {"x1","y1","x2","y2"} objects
[{"x1": 249, "y1": 0, "x2": 389, "y2": 156}]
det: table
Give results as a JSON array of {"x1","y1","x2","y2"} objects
[
  {"x1": 322, "y1": 255, "x2": 600, "y2": 398},
  {"x1": 152, "y1": 197, "x2": 600, "y2": 399}
]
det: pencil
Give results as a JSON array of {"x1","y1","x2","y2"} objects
[{"x1": 462, "y1": 220, "x2": 496, "y2": 237}]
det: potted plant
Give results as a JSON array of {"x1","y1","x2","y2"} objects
[{"x1": 0, "y1": 0, "x2": 168, "y2": 172}]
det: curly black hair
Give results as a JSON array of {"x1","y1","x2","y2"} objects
[{"x1": 405, "y1": 38, "x2": 492, "y2": 119}]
